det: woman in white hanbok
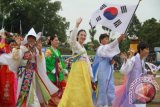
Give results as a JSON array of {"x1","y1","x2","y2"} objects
[{"x1": 0, "y1": 28, "x2": 58, "y2": 107}]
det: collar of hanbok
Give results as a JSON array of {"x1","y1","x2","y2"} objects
[{"x1": 136, "y1": 53, "x2": 145, "y2": 67}]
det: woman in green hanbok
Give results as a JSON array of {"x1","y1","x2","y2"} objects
[{"x1": 45, "y1": 35, "x2": 67, "y2": 99}]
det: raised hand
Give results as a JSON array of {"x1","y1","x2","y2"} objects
[
  {"x1": 36, "y1": 40, "x2": 42, "y2": 55},
  {"x1": 118, "y1": 34, "x2": 126, "y2": 43},
  {"x1": 76, "y1": 17, "x2": 82, "y2": 28}
]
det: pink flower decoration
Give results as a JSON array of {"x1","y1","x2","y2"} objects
[{"x1": 23, "y1": 85, "x2": 28, "y2": 91}]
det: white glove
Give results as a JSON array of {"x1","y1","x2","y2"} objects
[
  {"x1": 52, "y1": 68, "x2": 56, "y2": 74},
  {"x1": 63, "y1": 69, "x2": 68, "y2": 74}
]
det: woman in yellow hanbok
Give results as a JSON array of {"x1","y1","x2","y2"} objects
[{"x1": 58, "y1": 18, "x2": 94, "y2": 107}]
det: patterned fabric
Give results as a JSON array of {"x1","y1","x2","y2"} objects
[
  {"x1": 45, "y1": 47, "x2": 67, "y2": 98},
  {"x1": 0, "y1": 42, "x2": 17, "y2": 107},
  {"x1": 45, "y1": 47, "x2": 66, "y2": 82},
  {"x1": 0, "y1": 44, "x2": 58, "y2": 106},
  {"x1": 0, "y1": 65, "x2": 17, "y2": 107},
  {"x1": 17, "y1": 64, "x2": 35, "y2": 107},
  {"x1": 113, "y1": 54, "x2": 146, "y2": 107},
  {"x1": 17, "y1": 48, "x2": 52, "y2": 106}
]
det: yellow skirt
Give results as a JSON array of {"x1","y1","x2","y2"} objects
[{"x1": 58, "y1": 60, "x2": 94, "y2": 107}]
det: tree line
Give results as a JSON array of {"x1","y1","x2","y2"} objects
[{"x1": 0, "y1": 0, "x2": 69, "y2": 42}]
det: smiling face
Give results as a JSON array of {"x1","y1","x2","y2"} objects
[
  {"x1": 137, "y1": 41, "x2": 149, "y2": 59},
  {"x1": 27, "y1": 35, "x2": 36, "y2": 47},
  {"x1": 101, "y1": 37, "x2": 109, "y2": 45},
  {"x1": 140, "y1": 48, "x2": 149, "y2": 59},
  {"x1": 99, "y1": 33, "x2": 110, "y2": 45},
  {"x1": 51, "y1": 36, "x2": 59, "y2": 48},
  {"x1": 77, "y1": 30, "x2": 86, "y2": 44}
]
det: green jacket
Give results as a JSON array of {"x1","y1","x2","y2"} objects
[{"x1": 45, "y1": 47, "x2": 66, "y2": 82}]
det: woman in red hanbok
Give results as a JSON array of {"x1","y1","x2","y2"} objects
[{"x1": 0, "y1": 30, "x2": 18, "y2": 107}]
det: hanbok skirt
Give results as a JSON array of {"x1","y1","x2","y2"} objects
[
  {"x1": 17, "y1": 68, "x2": 56, "y2": 107},
  {"x1": 0, "y1": 65, "x2": 17, "y2": 107},
  {"x1": 58, "y1": 60, "x2": 94, "y2": 107}
]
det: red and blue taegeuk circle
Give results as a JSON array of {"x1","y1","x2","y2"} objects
[{"x1": 103, "y1": 7, "x2": 118, "y2": 20}]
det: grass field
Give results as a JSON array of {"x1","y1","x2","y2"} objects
[{"x1": 113, "y1": 71, "x2": 160, "y2": 107}]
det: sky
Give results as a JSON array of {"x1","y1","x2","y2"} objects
[{"x1": 52, "y1": 0, "x2": 160, "y2": 42}]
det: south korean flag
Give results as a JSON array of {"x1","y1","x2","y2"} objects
[{"x1": 89, "y1": 3, "x2": 136, "y2": 33}]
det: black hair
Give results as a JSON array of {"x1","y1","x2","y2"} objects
[
  {"x1": 7, "y1": 39, "x2": 16, "y2": 45},
  {"x1": 77, "y1": 29, "x2": 86, "y2": 41},
  {"x1": 48, "y1": 35, "x2": 58, "y2": 45},
  {"x1": 137, "y1": 41, "x2": 149, "y2": 53},
  {"x1": 27, "y1": 35, "x2": 36, "y2": 40},
  {"x1": 99, "y1": 33, "x2": 109, "y2": 43}
]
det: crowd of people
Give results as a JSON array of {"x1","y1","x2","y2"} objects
[{"x1": 0, "y1": 17, "x2": 156, "y2": 107}]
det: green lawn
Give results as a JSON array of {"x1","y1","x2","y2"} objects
[{"x1": 114, "y1": 71, "x2": 160, "y2": 107}]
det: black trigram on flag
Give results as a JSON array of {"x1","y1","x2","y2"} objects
[
  {"x1": 121, "y1": 6, "x2": 127, "y2": 13},
  {"x1": 114, "y1": 19, "x2": 122, "y2": 28},
  {"x1": 100, "y1": 4, "x2": 107, "y2": 10},
  {"x1": 96, "y1": 16, "x2": 101, "y2": 22}
]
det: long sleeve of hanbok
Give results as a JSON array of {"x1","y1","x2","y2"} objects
[
  {"x1": 36, "y1": 51, "x2": 58, "y2": 95},
  {"x1": 45, "y1": 49, "x2": 56, "y2": 74},
  {"x1": 0, "y1": 45, "x2": 28, "y2": 73},
  {"x1": 69, "y1": 27, "x2": 78, "y2": 46},
  {"x1": 0, "y1": 51, "x2": 21, "y2": 73},
  {"x1": 69, "y1": 27, "x2": 81, "y2": 51},
  {"x1": 97, "y1": 39, "x2": 120, "y2": 57},
  {"x1": 120, "y1": 57, "x2": 135, "y2": 74}
]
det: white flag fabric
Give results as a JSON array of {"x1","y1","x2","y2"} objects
[
  {"x1": 90, "y1": 3, "x2": 137, "y2": 33},
  {"x1": 145, "y1": 62, "x2": 160, "y2": 73}
]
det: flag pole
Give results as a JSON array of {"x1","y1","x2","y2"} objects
[
  {"x1": 1, "y1": 14, "x2": 4, "y2": 29},
  {"x1": 125, "y1": 0, "x2": 142, "y2": 34},
  {"x1": 20, "y1": 20, "x2": 22, "y2": 35},
  {"x1": 41, "y1": 24, "x2": 44, "y2": 36}
]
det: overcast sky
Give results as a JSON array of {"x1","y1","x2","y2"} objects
[{"x1": 53, "y1": 0, "x2": 160, "y2": 42}]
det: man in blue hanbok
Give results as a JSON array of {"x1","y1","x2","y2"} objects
[{"x1": 92, "y1": 33, "x2": 125, "y2": 107}]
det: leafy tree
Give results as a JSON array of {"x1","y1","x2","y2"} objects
[
  {"x1": 93, "y1": 40, "x2": 100, "y2": 50},
  {"x1": 89, "y1": 27, "x2": 96, "y2": 44},
  {"x1": 139, "y1": 18, "x2": 160, "y2": 50},
  {"x1": 0, "y1": 0, "x2": 69, "y2": 42},
  {"x1": 119, "y1": 14, "x2": 141, "y2": 52},
  {"x1": 127, "y1": 14, "x2": 141, "y2": 36},
  {"x1": 119, "y1": 37, "x2": 131, "y2": 52},
  {"x1": 84, "y1": 43, "x2": 89, "y2": 50}
]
